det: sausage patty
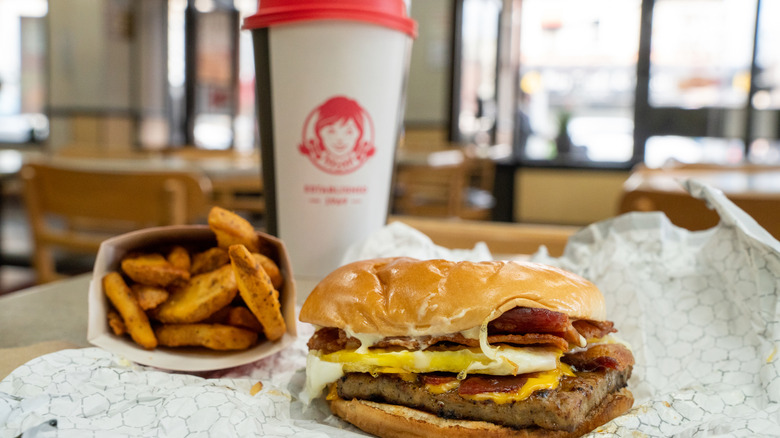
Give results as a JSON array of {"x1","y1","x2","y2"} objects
[{"x1": 336, "y1": 366, "x2": 632, "y2": 433}]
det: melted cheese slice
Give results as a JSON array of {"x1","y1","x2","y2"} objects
[
  {"x1": 302, "y1": 345, "x2": 560, "y2": 403},
  {"x1": 460, "y1": 363, "x2": 575, "y2": 404},
  {"x1": 425, "y1": 379, "x2": 461, "y2": 394}
]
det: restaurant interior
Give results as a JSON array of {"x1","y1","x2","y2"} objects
[
  {"x1": 0, "y1": 0, "x2": 779, "y2": 296},
  {"x1": 2, "y1": 2, "x2": 780, "y2": 435}
]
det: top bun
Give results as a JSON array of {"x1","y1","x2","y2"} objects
[{"x1": 299, "y1": 257, "x2": 605, "y2": 337}]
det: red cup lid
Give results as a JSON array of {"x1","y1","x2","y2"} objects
[{"x1": 242, "y1": 0, "x2": 417, "y2": 38}]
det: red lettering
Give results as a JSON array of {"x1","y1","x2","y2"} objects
[{"x1": 326, "y1": 197, "x2": 347, "y2": 205}]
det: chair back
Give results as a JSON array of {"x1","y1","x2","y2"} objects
[
  {"x1": 389, "y1": 216, "x2": 579, "y2": 258},
  {"x1": 20, "y1": 160, "x2": 213, "y2": 283},
  {"x1": 618, "y1": 163, "x2": 780, "y2": 239},
  {"x1": 393, "y1": 148, "x2": 495, "y2": 220}
]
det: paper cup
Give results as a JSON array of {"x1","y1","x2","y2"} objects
[{"x1": 244, "y1": 0, "x2": 417, "y2": 281}]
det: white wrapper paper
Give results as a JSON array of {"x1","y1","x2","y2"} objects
[{"x1": 1, "y1": 179, "x2": 779, "y2": 437}]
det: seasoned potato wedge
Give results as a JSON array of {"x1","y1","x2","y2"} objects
[
  {"x1": 208, "y1": 206, "x2": 260, "y2": 252},
  {"x1": 121, "y1": 253, "x2": 189, "y2": 287},
  {"x1": 103, "y1": 272, "x2": 157, "y2": 349},
  {"x1": 131, "y1": 284, "x2": 170, "y2": 310},
  {"x1": 153, "y1": 264, "x2": 238, "y2": 324},
  {"x1": 200, "y1": 304, "x2": 232, "y2": 325},
  {"x1": 155, "y1": 323, "x2": 258, "y2": 350},
  {"x1": 107, "y1": 308, "x2": 126, "y2": 336},
  {"x1": 167, "y1": 245, "x2": 191, "y2": 272},
  {"x1": 252, "y1": 253, "x2": 283, "y2": 290},
  {"x1": 229, "y1": 244, "x2": 286, "y2": 341},
  {"x1": 226, "y1": 306, "x2": 264, "y2": 332},
  {"x1": 191, "y1": 247, "x2": 230, "y2": 276}
]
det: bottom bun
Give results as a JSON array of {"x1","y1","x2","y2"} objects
[{"x1": 329, "y1": 388, "x2": 634, "y2": 438}]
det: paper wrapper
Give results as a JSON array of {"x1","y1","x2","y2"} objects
[
  {"x1": 2, "y1": 179, "x2": 779, "y2": 436},
  {"x1": 86, "y1": 225, "x2": 297, "y2": 372}
]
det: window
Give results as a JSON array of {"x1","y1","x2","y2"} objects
[
  {"x1": 166, "y1": 0, "x2": 256, "y2": 152},
  {"x1": 450, "y1": 0, "x2": 502, "y2": 145},
  {"x1": 0, "y1": 0, "x2": 48, "y2": 145},
  {"x1": 513, "y1": 0, "x2": 641, "y2": 167},
  {"x1": 635, "y1": 0, "x2": 780, "y2": 167},
  {"x1": 499, "y1": 0, "x2": 778, "y2": 168}
]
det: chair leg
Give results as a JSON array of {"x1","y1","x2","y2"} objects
[{"x1": 32, "y1": 245, "x2": 57, "y2": 284}]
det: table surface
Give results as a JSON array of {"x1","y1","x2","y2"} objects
[
  {"x1": 0, "y1": 273, "x2": 322, "y2": 350},
  {"x1": 625, "y1": 165, "x2": 780, "y2": 197},
  {"x1": 0, "y1": 148, "x2": 261, "y2": 183},
  {"x1": 0, "y1": 274, "x2": 92, "y2": 349}
]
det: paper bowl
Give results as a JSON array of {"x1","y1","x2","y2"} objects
[{"x1": 87, "y1": 225, "x2": 297, "y2": 372}]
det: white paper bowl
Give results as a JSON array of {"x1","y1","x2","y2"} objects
[{"x1": 87, "y1": 225, "x2": 297, "y2": 372}]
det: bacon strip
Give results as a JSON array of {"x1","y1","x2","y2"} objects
[
  {"x1": 308, "y1": 307, "x2": 620, "y2": 354},
  {"x1": 420, "y1": 373, "x2": 458, "y2": 386},
  {"x1": 572, "y1": 320, "x2": 616, "y2": 340},
  {"x1": 308, "y1": 328, "x2": 570, "y2": 353},
  {"x1": 488, "y1": 307, "x2": 569, "y2": 334},
  {"x1": 427, "y1": 333, "x2": 569, "y2": 352},
  {"x1": 488, "y1": 307, "x2": 587, "y2": 346},
  {"x1": 483, "y1": 333, "x2": 569, "y2": 351},
  {"x1": 562, "y1": 344, "x2": 634, "y2": 372},
  {"x1": 307, "y1": 327, "x2": 361, "y2": 353},
  {"x1": 457, "y1": 375, "x2": 530, "y2": 395},
  {"x1": 420, "y1": 373, "x2": 535, "y2": 396}
]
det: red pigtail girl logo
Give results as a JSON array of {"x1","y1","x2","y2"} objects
[{"x1": 298, "y1": 96, "x2": 375, "y2": 175}]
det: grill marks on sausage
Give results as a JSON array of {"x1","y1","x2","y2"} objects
[{"x1": 307, "y1": 306, "x2": 617, "y2": 354}]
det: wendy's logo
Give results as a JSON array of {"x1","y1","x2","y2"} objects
[{"x1": 298, "y1": 96, "x2": 375, "y2": 175}]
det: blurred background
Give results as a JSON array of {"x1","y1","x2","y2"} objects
[
  {"x1": 2, "y1": 0, "x2": 777, "y2": 160},
  {"x1": 1, "y1": 0, "x2": 779, "y2": 291}
]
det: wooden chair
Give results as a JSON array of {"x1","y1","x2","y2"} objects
[
  {"x1": 394, "y1": 158, "x2": 466, "y2": 217},
  {"x1": 163, "y1": 147, "x2": 265, "y2": 216},
  {"x1": 618, "y1": 163, "x2": 780, "y2": 239},
  {"x1": 20, "y1": 161, "x2": 213, "y2": 284},
  {"x1": 389, "y1": 215, "x2": 580, "y2": 258},
  {"x1": 393, "y1": 148, "x2": 495, "y2": 220}
]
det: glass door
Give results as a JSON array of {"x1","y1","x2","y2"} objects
[
  {"x1": 635, "y1": 0, "x2": 779, "y2": 166},
  {"x1": 513, "y1": 0, "x2": 642, "y2": 166},
  {"x1": 185, "y1": 2, "x2": 239, "y2": 149},
  {"x1": 748, "y1": 0, "x2": 780, "y2": 162},
  {"x1": 0, "y1": 0, "x2": 48, "y2": 145},
  {"x1": 449, "y1": 0, "x2": 503, "y2": 145}
]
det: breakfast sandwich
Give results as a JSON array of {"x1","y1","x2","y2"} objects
[{"x1": 299, "y1": 257, "x2": 634, "y2": 437}]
